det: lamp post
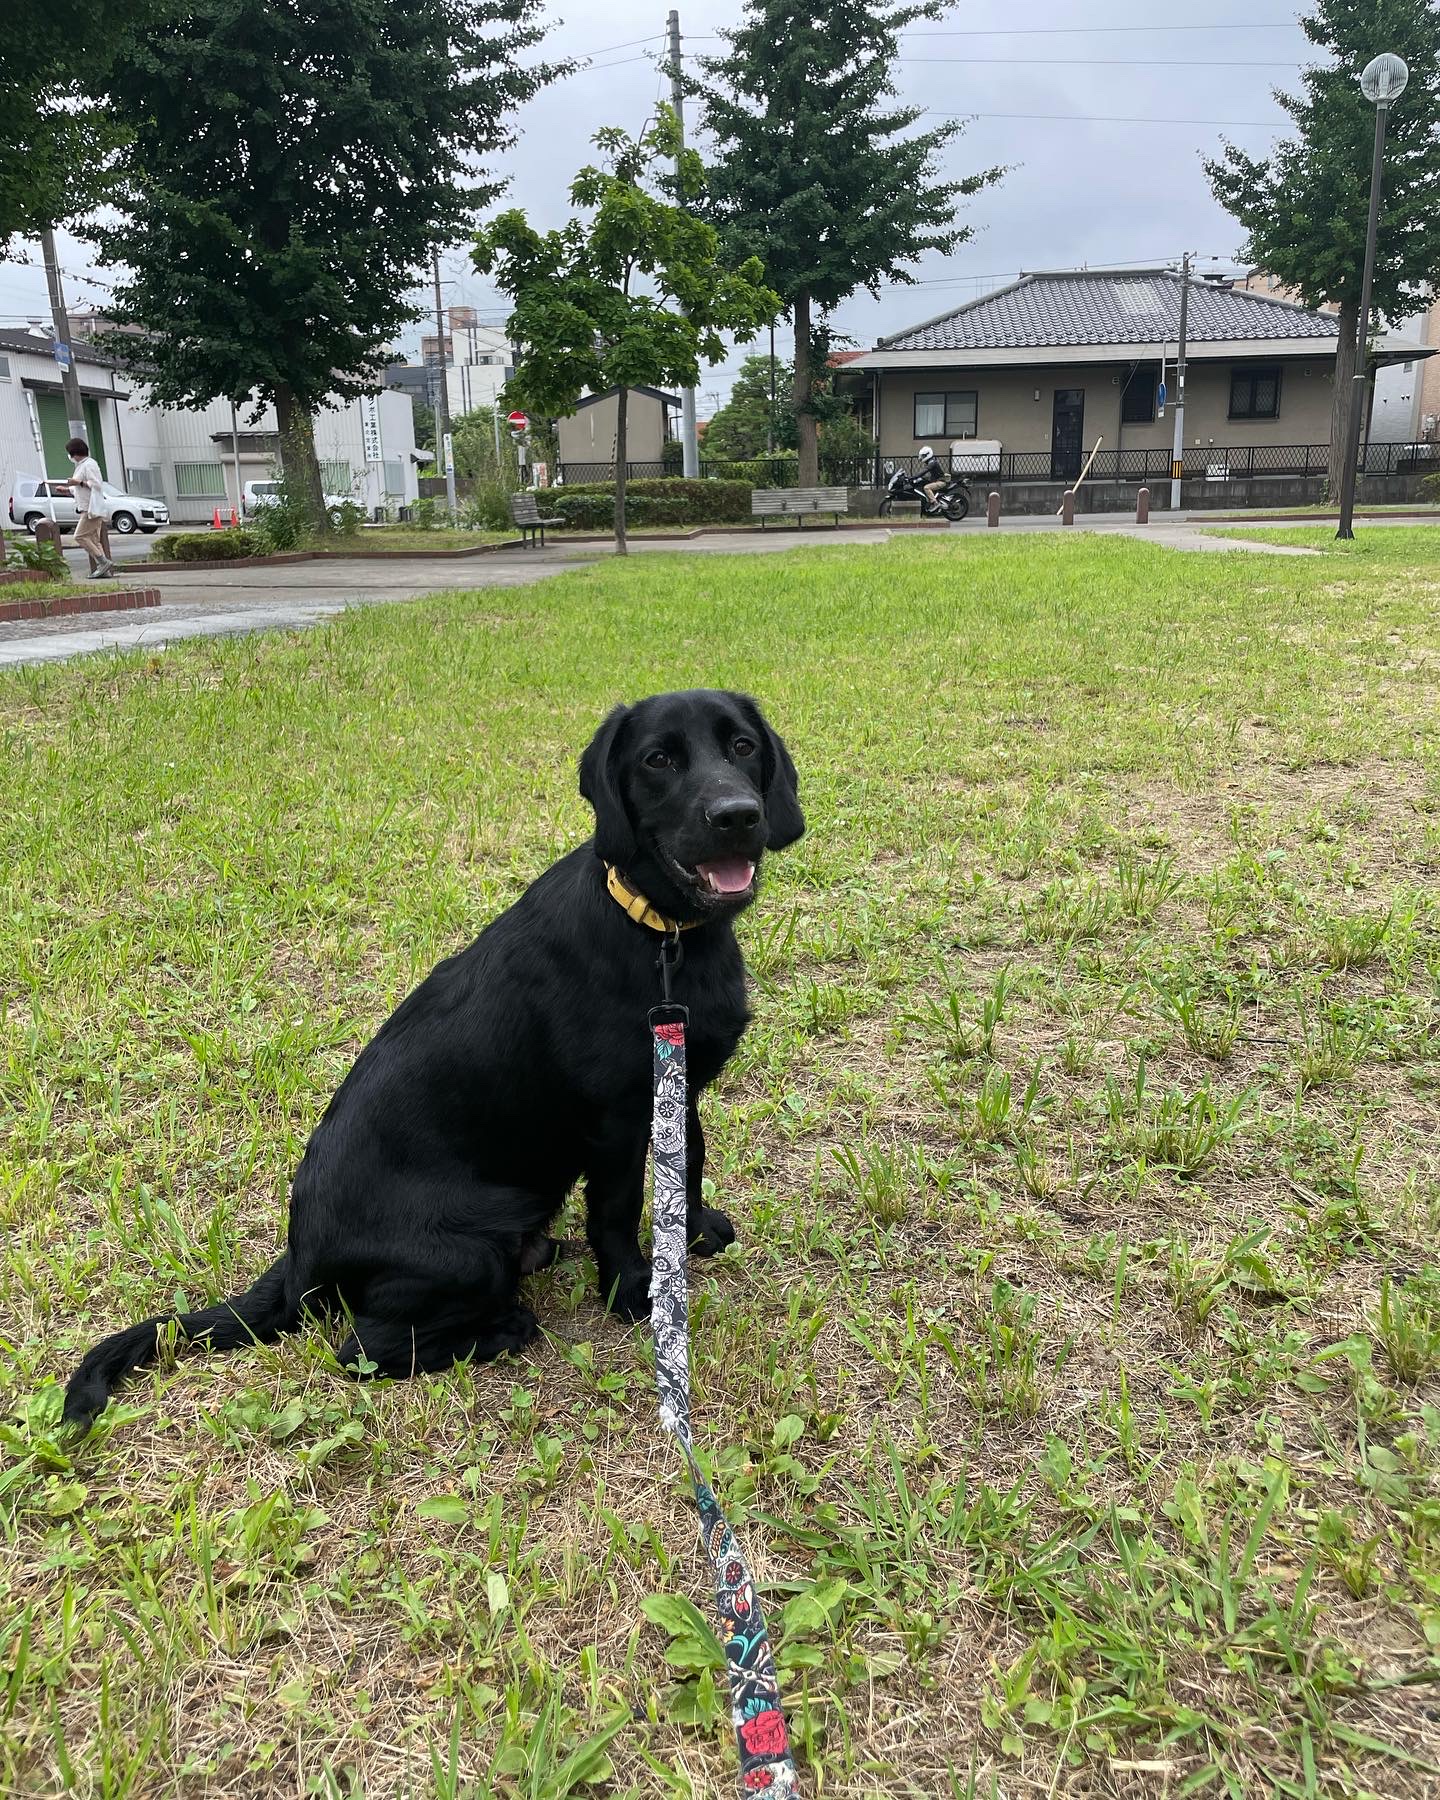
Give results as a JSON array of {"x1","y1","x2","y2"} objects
[{"x1": 1336, "y1": 52, "x2": 1409, "y2": 542}]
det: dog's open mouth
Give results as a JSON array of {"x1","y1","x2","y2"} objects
[{"x1": 693, "y1": 856, "x2": 756, "y2": 898}]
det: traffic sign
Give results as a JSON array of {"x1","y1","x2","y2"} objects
[
  {"x1": 506, "y1": 410, "x2": 528, "y2": 430},
  {"x1": 52, "y1": 340, "x2": 71, "y2": 371},
  {"x1": 1156, "y1": 380, "x2": 1167, "y2": 417}
]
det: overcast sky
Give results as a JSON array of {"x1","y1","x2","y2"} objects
[{"x1": 0, "y1": 2, "x2": 1317, "y2": 411}]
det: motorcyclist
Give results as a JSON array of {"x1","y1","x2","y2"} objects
[{"x1": 917, "y1": 444, "x2": 949, "y2": 511}]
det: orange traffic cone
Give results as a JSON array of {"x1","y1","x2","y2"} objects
[{"x1": 212, "y1": 506, "x2": 222, "y2": 530}]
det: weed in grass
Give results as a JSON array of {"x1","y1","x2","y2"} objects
[
  {"x1": 1295, "y1": 1001, "x2": 1371, "y2": 1089},
  {"x1": 829, "y1": 1141, "x2": 912, "y2": 1223},
  {"x1": 1317, "y1": 908, "x2": 1393, "y2": 970},
  {"x1": 1374, "y1": 1270, "x2": 1440, "y2": 1383},
  {"x1": 1154, "y1": 981, "x2": 1241, "y2": 1062},
  {"x1": 1315, "y1": 1509, "x2": 1384, "y2": 1599},
  {"x1": 1115, "y1": 850, "x2": 1184, "y2": 920},
  {"x1": 1103, "y1": 1060, "x2": 1249, "y2": 1175},
  {"x1": 1167, "y1": 1226, "x2": 1293, "y2": 1327},
  {"x1": 1018, "y1": 878, "x2": 1118, "y2": 946},
  {"x1": 801, "y1": 979, "x2": 852, "y2": 1036}
]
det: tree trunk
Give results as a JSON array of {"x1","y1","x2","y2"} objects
[
  {"x1": 1327, "y1": 300, "x2": 1359, "y2": 500},
  {"x1": 613, "y1": 385, "x2": 628, "y2": 556},
  {"x1": 793, "y1": 290, "x2": 818, "y2": 487},
  {"x1": 275, "y1": 383, "x2": 327, "y2": 532}
]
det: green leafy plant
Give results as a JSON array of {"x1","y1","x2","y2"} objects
[{"x1": 5, "y1": 537, "x2": 67, "y2": 579}]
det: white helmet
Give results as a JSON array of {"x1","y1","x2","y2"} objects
[{"x1": 919, "y1": 445, "x2": 937, "y2": 462}]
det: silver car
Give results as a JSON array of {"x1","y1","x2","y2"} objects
[{"x1": 8, "y1": 474, "x2": 171, "y2": 536}]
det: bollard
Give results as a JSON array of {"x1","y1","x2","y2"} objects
[
  {"x1": 986, "y1": 491, "x2": 1000, "y2": 528},
  {"x1": 33, "y1": 519, "x2": 64, "y2": 560},
  {"x1": 1062, "y1": 488, "x2": 1075, "y2": 526},
  {"x1": 1136, "y1": 486, "x2": 1150, "y2": 525}
]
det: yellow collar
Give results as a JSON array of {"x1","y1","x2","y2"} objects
[{"x1": 605, "y1": 863, "x2": 702, "y2": 935}]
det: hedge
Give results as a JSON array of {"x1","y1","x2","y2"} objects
[
  {"x1": 546, "y1": 478, "x2": 751, "y2": 527},
  {"x1": 152, "y1": 529, "x2": 261, "y2": 561}
]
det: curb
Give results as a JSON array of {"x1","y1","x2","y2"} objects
[{"x1": 0, "y1": 586, "x2": 162, "y2": 624}]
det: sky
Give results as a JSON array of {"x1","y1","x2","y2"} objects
[{"x1": 0, "y1": 2, "x2": 1321, "y2": 412}]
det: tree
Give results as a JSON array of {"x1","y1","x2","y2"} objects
[
  {"x1": 1205, "y1": 0, "x2": 1440, "y2": 492},
  {"x1": 474, "y1": 109, "x2": 779, "y2": 554},
  {"x1": 1, "y1": 2, "x2": 151, "y2": 244},
  {"x1": 93, "y1": 0, "x2": 560, "y2": 528},
  {"x1": 411, "y1": 398, "x2": 436, "y2": 456},
  {"x1": 451, "y1": 404, "x2": 522, "y2": 487},
  {"x1": 702, "y1": 352, "x2": 795, "y2": 460},
  {"x1": 697, "y1": 0, "x2": 1004, "y2": 485}
]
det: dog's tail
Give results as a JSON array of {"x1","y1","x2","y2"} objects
[{"x1": 62, "y1": 1256, "x2": 298, "y2": 1431}]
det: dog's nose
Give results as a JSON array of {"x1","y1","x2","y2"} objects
[{"x1": 705, "y1": 796, "x2": 761, "y2": 832}]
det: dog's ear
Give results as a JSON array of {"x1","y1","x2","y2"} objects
[
  {"x1": 741, "y1": 697, "x2": 804, "y2": 851},
  {"x1": 578, "y1": 703, "x2": 637, "y2": 866}
]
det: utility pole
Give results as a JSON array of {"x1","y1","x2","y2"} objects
[
  {"x1": 432, "y1": 248, "x2": 457, "y2": 519},
  {"x1": 41, "y1": 228, "x2": 88, "y2": 444},
  {"x1": 667, "y1": 9, "x2": 700, "y2": 479},
  {"x1": 1169, "y1": 251, "x2": 1190, "y2": 510},
  {"x1": 767, "y1": 320, "x2": 776, "y2": 456}
]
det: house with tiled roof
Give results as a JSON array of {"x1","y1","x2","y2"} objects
[{"x1": 840, "y1": 269, "x2": 1433, "y2": 484}]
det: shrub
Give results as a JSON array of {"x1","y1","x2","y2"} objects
[
  {"x1": 162, "y1": 529, "x2": 262, "y2": 561},
  {"x1": 250, "y1": 479, "x2": 311, "y2": 552},
  {"x1": 329, "y1": 500, "x2": 363, "y2": 537},
  {"x1": 546, "y1": 478, "x2": 751, "y2": 527},
  {"x1": 404, "y1": 496, "x2": 442, "y2": 531},
  {"x1": 1422, "y1": 470, "x2": 1440, "y2": 504},
  {"x1": 6, "y1": 536, "x2": 66, "y2": 578},
  {"x1": 461, "y1": 485, "x2": 513, "y2": 531}
]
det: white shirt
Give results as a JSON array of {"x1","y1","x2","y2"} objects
[{"x1": 69, "y1": 457, "x2": 106, "y2": 518}]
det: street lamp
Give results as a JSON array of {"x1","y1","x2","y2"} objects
[{"x1": 1336, "y1": 52, "x2": 1409, "y2": 541}]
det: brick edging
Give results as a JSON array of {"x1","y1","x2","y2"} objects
[{"x1": 0, "y1": 586, "x2": 162, "y2": 624}]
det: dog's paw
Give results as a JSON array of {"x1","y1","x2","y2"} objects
[
  {"x1": 688, "y1": 1206, "x2": 736, "y2": 1257},
  {"x1": 490, "y1": 1306, "x2": 539, "y2": 1356},
  {"x1": 602, "y1": 1261, "x2": 653, "y2": 1323}
]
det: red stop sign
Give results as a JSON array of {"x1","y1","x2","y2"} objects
[{"x1": 507, "y1": 411, "x2": 528, "y2": 429}]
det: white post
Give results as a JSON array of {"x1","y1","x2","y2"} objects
[{"x1": 1169, "y1": 252, "x2": 1190, "y2": 509}]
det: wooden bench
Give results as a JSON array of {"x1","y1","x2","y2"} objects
[
  {"x1": 751, "y1": 486, "x2": 849, "y2": 528},
  {"x1": 510, "y1": 492, "x2": 563, "y2": 547}
]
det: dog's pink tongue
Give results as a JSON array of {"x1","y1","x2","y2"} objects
[{"x1": 698, "y1": 857, "x2": 755, "y2": 894}]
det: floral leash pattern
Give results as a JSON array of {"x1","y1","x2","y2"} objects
[{"x1": 649, "y1": 1003, "x2": 800, "y2": 1795}]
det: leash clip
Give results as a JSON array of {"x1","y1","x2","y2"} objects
[{"x1": 657, "y1": 925, "x2": 684, "y2": 1004}]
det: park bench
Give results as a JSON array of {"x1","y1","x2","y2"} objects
[
  {"x1": 750, "y1": 486, "x2": 850, "y2": 528},
  {"x1": 510, "y1": 492, "x2": 564, "y2": 548}
]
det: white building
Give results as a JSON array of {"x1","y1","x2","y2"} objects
[
  {"x1": 383, "y1": 306, "x2": 515, "y2": 424},
  {"x1": 0, "y1": 325, "x2": 422, "y2": 524}
]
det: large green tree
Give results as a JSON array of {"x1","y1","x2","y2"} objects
[
  {"x1": 93, "y1": 0, "x2": 559, "y2": 526},
  {"x1": 1205, "y1": 0, "x2": 1440, "y2": 492},
  {"x1": 3, "y1": 0, "x2": 154, "y2": 244},
  {"x1": 702, "y1": 352, "x2": 795, "y2": 461},
  {"x1": 474, "y1": 109, "x2": 779, "y2": 554},
  {"x1": 696, "y1": 0, "x2": 1003, "y2": 485}
]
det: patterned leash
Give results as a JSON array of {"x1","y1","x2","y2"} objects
[{"x1": 649, "y1": 941, "x2": 799, "y2": 1794}]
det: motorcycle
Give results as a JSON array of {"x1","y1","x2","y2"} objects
[{"x1": 878, "y1": 460, "x2": 971, "y2": 522}]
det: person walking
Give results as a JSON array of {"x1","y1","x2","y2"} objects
[{"x1": 65, "y1": 437, "x2": 116, "y2": 578}]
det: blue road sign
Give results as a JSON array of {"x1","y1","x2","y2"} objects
[
  {"x1": 52, "y1": 340, "x2": 71, "y2": 371},
  {"x1": 1156, "y1": 379, "x2": 1167, "y2": 417}
]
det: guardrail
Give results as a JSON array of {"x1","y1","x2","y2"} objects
[{"x1": 555, "y1": 442, "x2": 1440, "y2": 490}]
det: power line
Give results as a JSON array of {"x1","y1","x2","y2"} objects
[
  {"x1": 902, "y1": 19, "x2": 1306, "y2": 33},
  {"x1": 894, "y1": 55, "x2": 1301, "y2": 67},
  {"x1": 929, "y1": 111, "x2": 1283, "y2": 128}
]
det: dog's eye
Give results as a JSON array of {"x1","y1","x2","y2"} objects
[
  {"x1": 732, "y1": 737, "x2": 757, "y2": 758},
  {"x1": 643, "y1": 749, "x2": 672, "y2": 771}
]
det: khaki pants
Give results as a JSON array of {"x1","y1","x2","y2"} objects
[{"x1": 74, "y1": 511, "x2": 108, "y2": 566}]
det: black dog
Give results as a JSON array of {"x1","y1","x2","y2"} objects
[{"x1": 62, "y1": 690, "x2": 803, "y2": 1429}]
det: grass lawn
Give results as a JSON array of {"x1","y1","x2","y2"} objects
[
  {"x1": 1203, "y1": 526, "x2": 1440, "y2": 561},
  {"x1": 3, "y1": 534, "x2": 1440, "y2": 1797},
  {"x1": 0, "y1": 578, "x2": 96, "y2": 602}
]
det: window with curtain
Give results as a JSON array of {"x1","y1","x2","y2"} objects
[
  {"x1": 321, "y1": 460, "x2": 352, "y2": 491},
  {"x1": 914, "y1": 391, "x2": 978, "y2": 439}
]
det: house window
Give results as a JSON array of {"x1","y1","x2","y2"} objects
[
  {"x1": 1229, "y1": 364, "x2": 1282, "y2": 420},
  {"x1": 1121, "y1": 364, "x2": 1158, "y2": 424},
  {"x1": 321, "y1": 460, "x2": 352, "y2": 492},
  {"x1": 0, "y1": 354, "x2": 10, "y2": 381},
  {"x1": 174, "y1": 460, "x2": 226, "y2": 497},
  {"x1": 914, "y1": 391, "x2": 978, "y2": 439}
]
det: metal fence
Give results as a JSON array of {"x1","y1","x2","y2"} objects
[{"x1": 557, "y1": 441, "x2": 1440, "y2": 491}]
